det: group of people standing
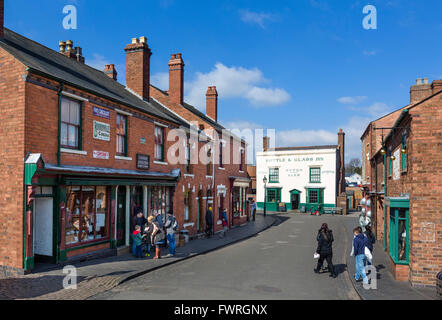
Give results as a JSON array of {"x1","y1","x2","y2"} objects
[
  {"x1": 132, "y1": 209, "x2": 178, "y2": 260},
  {"x1": 314, "y1": 223, "x2": 376, "y2": 283}
]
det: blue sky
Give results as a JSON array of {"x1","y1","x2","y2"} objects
[{"x1": 4, "y1": 0, "x2": 442, "y2": 160}]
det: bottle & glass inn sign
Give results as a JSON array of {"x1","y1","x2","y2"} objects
[{"x1": 265, "y1": 156, "x2": 325, "y2": 163}]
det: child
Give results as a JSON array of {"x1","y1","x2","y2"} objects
[
  {"x1": 353, "y1": 227, "x2": 369, "y2": 285},
  {"x1": 132, "y1": 225, "x2": 144, "y2": 258}
]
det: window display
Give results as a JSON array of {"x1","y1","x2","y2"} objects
[{"x1": 65, "y1": 186, "x2": 109, "y2": 247}]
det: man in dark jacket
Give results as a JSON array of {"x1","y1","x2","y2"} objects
[
  {"x1": 353, "y1": 227, "x2": 369, "y2": 284},
  {"x1": 314, "y1": 223, "x2": 336, "y2": 278},
  {"x1": 205, "y1": 207, "x2": 213, "y2": 238}
]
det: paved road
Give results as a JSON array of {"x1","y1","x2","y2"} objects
[{"x1": 93, "y1": 213, "x2": 360, "y2": 300}]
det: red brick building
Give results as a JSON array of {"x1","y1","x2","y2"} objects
[
  {"x1": 363, "y1": 78, "x2": 442, "y2": 287},
  {"x1": 0, "y1": 2, "x2": 248, "y2": 277}
]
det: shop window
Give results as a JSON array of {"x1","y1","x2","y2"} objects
[
  {"x1": 309, "y1": 167, "x2": 321, "y2": 183},
  {"x1": 65, "y1": 186, "x2": 109, "y2": 246},
  {"x1": 307, "y1": 189, "x2": 323, "y2": 204},
  {"x1": 154, "y1": 126, "x2": 165, "y2": 161},
  {"x1": 269, "y1": 167, "x2": 279, "y2": 183},
  {"x1": 150, "y1": 186, "x2": 171, "y2": 217},
  {"x1": 116, "y1": 114, "x2": 127, "y2": 156},
  {"x1": 267, "y1": 188, "x2": 281, "y2": 203},
  {"x1": 389, "y1": 207, "x2": 409, "y2": 263},
  {"x1": 61, "y1": 97, "x2": 81, "y2": 149},
  {"x1": 401, "y1": 134, "x2": 407, "y2": 172}
]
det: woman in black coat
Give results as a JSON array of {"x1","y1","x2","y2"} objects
[{"x1": 314, "y1": 223, "x2": 337, "y2": 278}]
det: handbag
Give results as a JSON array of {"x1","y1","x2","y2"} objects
[{"x1": 314, "y1": 253, "x2": 320, "y2": 259}]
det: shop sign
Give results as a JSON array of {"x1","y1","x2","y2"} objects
[
  {"x1": 137, "y1": 154, "x2": 150, "y2": 170},
  {"x1": 93, "y1": 120, "x2": 110, "y2": 141},
  {"x1": 93, "y1": 150, "x2": 109, "y2": 160},
  {"x1": 93, "y1": 106, "x2": 110, "y2": 119}
]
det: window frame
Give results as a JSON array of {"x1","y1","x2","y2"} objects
[
  {"x1": 309, "y1": 167, "x2": 321, "y2": 184},
  {"x1": 268, "y1": 167, "x2": 279, "y2": 183},
  {"x1": 389, "y1": 206, "x2": 409, "y2": 264},
  {"x1": 116, "y1": 113, "x2": 128, "y2": 157},
  {"x1": 60, "y1": 97, "x2": 82, "y2": 150},
  {"x1": 401, "y1": 134, "x2": 407, "y2": 173},
  {"x1": 154, "y1": 126, "x2": 165, "y2": 162}
]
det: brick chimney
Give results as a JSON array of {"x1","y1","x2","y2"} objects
[
  {"x1": 168, "y1": 53, "x2": 185, "y2": 105},
  {"x1": 432, "y1": 80, "x2": 442, "y2": 94},
  {"x1": 263, "y1": 136, "x2": 270, "y2": 152},
  {"x1": 410, "y1": 78, "x2": 432, "y2": 104},
  {"x1": 0, "y1": 0, "x2": 4, "y2": 39},
  {"x1": 337, "y1": 129, "x2": 346, "y2": 195},
  {"x1": 104, "y1": 64, "x2": 117, "y2": 81},
  {"x1": 125, "y1": 37, "x2": 152, "y2": 101},
  {"x1": 58, "y1": 40, "x2": 85, "y2": 63},
  {"x1": 206, "y1": 86, "x2": 218, "y2": 122}
]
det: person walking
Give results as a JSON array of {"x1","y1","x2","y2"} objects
[
  {"x1": 149, "y1": 216, "x2": 165, "y2": 260},
  {"x1": 132, "y1": 210, "x2": 147, "y2": 255},
  {"x1": 205, "y1": 207, "x2": 214, "y2": 238},
  {"x1": 352, "y1": 227, "x2": 369, "y2": 285},
  {"x1": 220, "y1": 208, "x2": 228, "y2": 238},
  {"x1": 250, "y1": 200, "x2": 257, "y2": 222},
  {"x1": 314, "y1": 223, "x2": 337, "y2": 278},
  {"x1": 164, "y1": 211, "x2": 178, "y2": 257},
  {"x1": 143, "y1": 220, "x2": 153, "y2": 257},
  {"x1": 132, "y1": 225, "x2": 145, "y2": 259},
  {"x1": 364, "y1": 225, "x2": 376, "y2": 253}
]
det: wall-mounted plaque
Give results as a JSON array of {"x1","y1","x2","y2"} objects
[{"x1": 137, "y1": 154, "x2": 150, "y2": 170}]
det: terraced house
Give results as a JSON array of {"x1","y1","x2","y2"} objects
[
  {"x1": 0, "y1": 1, "x2": 249, "y2": 277},
  {"x1": 363, "y1": 78, "x2": 442, "y2": 287}
]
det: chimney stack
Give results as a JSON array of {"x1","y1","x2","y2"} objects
[
  {"x1": 206, "y1": 86, "x2": 218, "y2": 122},
  {"x1": 0, "y1": 0, "x2": 4, "y2": 39},
  {"x1": 124, "y1": 37, "x2": 152, "y2": 101},
  {"x1": 263, "y1": 136, "x2": 270, "y2": 152},
  {"x1": 168, "y1": 53, "x2": 185, "y2": 105},
  {"x1": 338, "y1": 129, "x2": 346, "y2": 195},
  {"x1": 104, "y1": 64, "x2": 117, "y2": 81},
  {"x1": 58, "y1": 40, "x2": 85, "y2": 63},
  {"x1": 432, "y1": 80, "x2": 442, "y2": 94},
  {"x1": 410, "y1": 77, "x2": 432, "y2": 104}
]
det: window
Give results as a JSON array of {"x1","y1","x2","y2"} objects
[
  {"x1": 185, "y1": 141, "x2": 192, "y2": 174},
  {"x1": 116, "y1": 114, "x2": 127, "y2": 156},
  {"x1": 388, "y1": 150, "x2": 392, "y2": 177},
  {"x1": 154, "y1": 126, "x2": 165, "y2": 161},
  {"x1": 184, "y1": 190, "x2": 192, "y2": 221},
  {"x1": 389, "y1": 207, "x2": 409, "y2": 263},
  {"x1": 401, "y1": 134, "x2": 407, "y2": 172},
  {"x1": 206, "y1": 149, "x2": 213, "y2": 176},
  {"x1": 309, "y1": 167, "x2": 321, "y2": 183},
  {"x1": 61, "y1": 97, "x2": 81, "y2": 149},
  {"x1": 266, "y1": 188, "x2": 281, "y2": 203},
  {"x1": 269, "y1": 167, "x2": 279, "y2": 183},
  {"x1": 309, "y1": 189, "x2": 319, "y2": 203},
  {"x1": 150, "y1": 186, "x2": 172, "y2": 216},
  {"x1": 65, "y1": 186, "x2": 109, "y2": 246}
]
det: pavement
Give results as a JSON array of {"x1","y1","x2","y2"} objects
[
  {"x1": 0, "y1": 214, "x2": 275, "y2": 300},
  {"x1": 91, "y1": 212, "x2": 360, "y2": 300},
  {"x1": 341, "y1": 212, "x2": 439, "y2": 300}
]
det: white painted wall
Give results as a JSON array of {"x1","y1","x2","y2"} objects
[{"x1": 256, "y1": 148, "x2": 338, "y2": 206}]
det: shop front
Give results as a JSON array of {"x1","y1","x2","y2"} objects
[
  {"x1": 24, "y1": 154, "x2": 179, "y2": 271},
  {"x1": 230, "y1": 177, "x2": 251, "y2": 226}
]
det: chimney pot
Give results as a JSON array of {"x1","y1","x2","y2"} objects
[
  {"x1": 140, "y1": 36, "x2": 147, "y2": 44},
  {"x1": 423, "y1": 77, "x2": 429, "y2": 84},
  {"x1": 132, "y1": 38, "x2": 138, "y2": 44},
  {"x1": 59, "y1": 41, "x2": 66, "y2": 53},
  {"x1": 416, "y1": 78, "x2": 422, "y2": 85}
]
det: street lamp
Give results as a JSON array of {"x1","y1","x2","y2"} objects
[{"x1": 263, "y1": 175, "x2": 268, "y2": 217}]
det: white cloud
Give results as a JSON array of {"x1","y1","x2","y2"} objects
[
  {"x1": 151, "y1": 72, "x2": 169, "y2": 90},
  {"x1": 183, "y1": 62, "x2": 290, "y2": 110},
  {"x1": 239, "y1": 10, "x2": 276, "y2": 29},
  {"x1": 337, "y1": 96, "x2": 368, "y2": 104},
  {"x1": 87, "y1": 54, "x2": 110, "y2": 71},
  {"x1": 349, "y1": 102, "x2": 392, "y2": 118},
  {"x1": 363, "y1": 50, "x2": 378, "y2": 56},
  {"x1": 222, "y1": 120, "x2": 263, "y2": 131}
]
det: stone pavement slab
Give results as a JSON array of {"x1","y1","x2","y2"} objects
[
  {"x1": 341, "y1": 214, "x2": 439, "y2": 300},
  {"x1": 0, "y1": 214, "x2": 276, "y2": 300}
]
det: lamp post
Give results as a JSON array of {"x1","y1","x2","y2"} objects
[{"x1": 263, "y1": 175, "x2": 268, "y2": 217}]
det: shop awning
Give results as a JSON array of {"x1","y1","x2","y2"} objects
[{"x1": 37, "y1": 163, "x2": 181, "y2": 186}]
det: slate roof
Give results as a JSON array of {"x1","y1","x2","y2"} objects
[{"x1": 0, "y1": 28, "x2": 185, "y2": 126}]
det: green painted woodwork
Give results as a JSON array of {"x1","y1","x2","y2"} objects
[{"x1": 389, "y1": 205, "x2": 409, "y2": 265}]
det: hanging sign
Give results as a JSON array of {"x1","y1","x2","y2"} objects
[{"x1": 93, "y1": 120, "x2": 110, "y2": 141}]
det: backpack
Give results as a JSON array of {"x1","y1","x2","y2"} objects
[{"x1": 172, "y1": 218, "x2": 179, "y2": 231}]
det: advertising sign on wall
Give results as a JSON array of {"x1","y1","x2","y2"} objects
[
  {"x1": 93, "y1": 106, "x2": 110, "y2": 119},
  {"x1": 93, "y1": 151, "x2": 109, "y2": 160},
  {"x1": 93, "y1": 120, "x2": 110, "y2": 141}
]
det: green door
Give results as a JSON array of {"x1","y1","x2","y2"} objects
[
  {"x1": 117, "y1": 187, "x2": 126, "y2": 247},
  {"x1": 266, "y1": 188, "x2": 281, "y2": 212}
]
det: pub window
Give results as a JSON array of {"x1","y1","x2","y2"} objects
[
  {"x1": 154, "y1": 126, "x2": 165, "y2": 161},
  {"x1": 269, "y1": 167, "x2": 279, "y2": 183},
  {"x1": 116, "y1": 114, "x2": 127, "y2": 156},
  {"x1": 401, "y1": 134, "x2": 407, "y2": 172},
  {"x1": 65, "y1": 186, "x2": 109, "y2": 246},
  {"x1": 61, "y1": 97, "x2": 81, "y2": 149},
  {"x1": 308, "y1": 189, "x2": 319, "y2": 203},
  {"x1": 309, "y1": 167, "x2": 321, "y2": 183},
  {"x1": 267, "y1": 188, "x2": 280, "y2": 203},
  {"x1": 389, "y1": 207, "x2": 409, "y2": 263}
]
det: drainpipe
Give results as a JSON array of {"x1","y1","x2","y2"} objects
[{"x1": 57, "y1": 83, "x2": 65, "y2": 166}]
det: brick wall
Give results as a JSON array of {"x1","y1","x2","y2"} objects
[{"x1": 0, "y1": 48, "x2": 27, "y2": 275}]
